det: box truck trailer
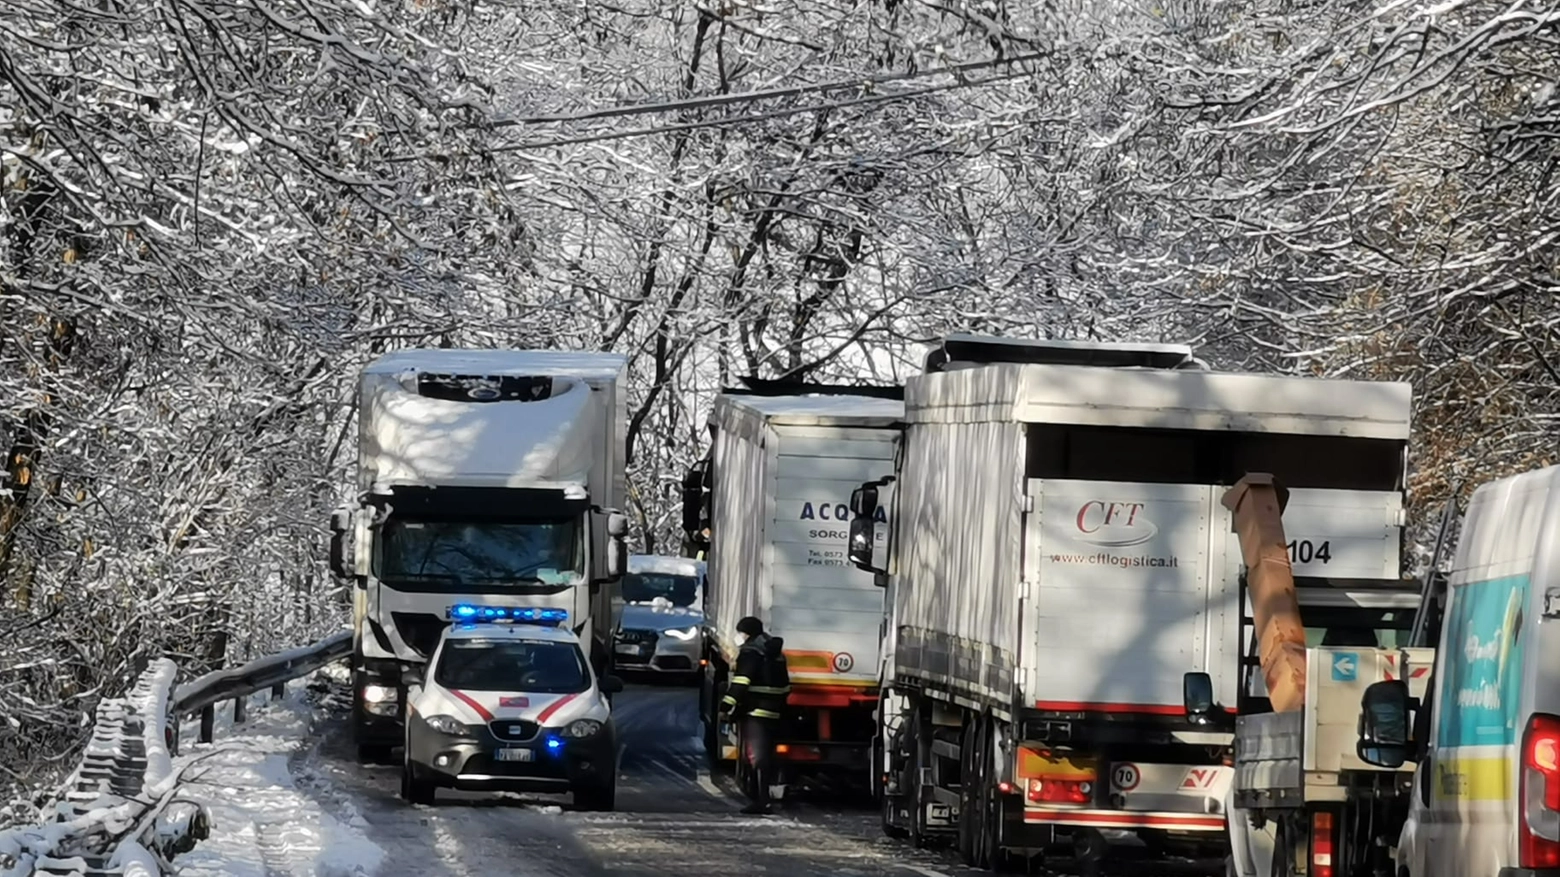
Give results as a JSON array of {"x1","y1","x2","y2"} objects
[
  {"x1": 846, "y1": 334, "x2": 1421, "y2": 874},
  {"x1": 682, "y1": 381, "x2": 904, "y2": 795}
]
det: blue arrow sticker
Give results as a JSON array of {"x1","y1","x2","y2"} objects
[{"x1": 1331, "y1": 652, "x2": 1359, "y2": 682}]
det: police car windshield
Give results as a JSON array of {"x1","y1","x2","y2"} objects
[{"x1": 434, "y1": 639, "x2": 590, "y2": 694}]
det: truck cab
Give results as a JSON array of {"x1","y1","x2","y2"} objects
[{"x1": 328, "y1": 350, "x2": 631, "y2": 763}]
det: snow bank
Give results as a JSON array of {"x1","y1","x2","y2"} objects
[{"x1": 171, "y1": 682, "x2": 384, "y2": 877}]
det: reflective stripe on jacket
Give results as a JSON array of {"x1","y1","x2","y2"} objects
[{"x1": 721, "y1": 633, "x2": 790, "y2": 720}]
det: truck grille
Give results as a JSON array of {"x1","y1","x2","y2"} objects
[{"x1": 489, "y1": 720, "x2": 540, "y2": 742}]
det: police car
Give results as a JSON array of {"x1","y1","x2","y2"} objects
[{"x1": 399, "y1": 605, "x2": 624, "y2": 810}]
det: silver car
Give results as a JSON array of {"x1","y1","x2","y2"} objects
[{"x1": 612, "y1": 556, "x2": 704, "y2": 681}]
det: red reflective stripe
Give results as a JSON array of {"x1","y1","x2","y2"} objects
[
  {"x1": 1021, "y1": 809, "x2": 1225, "y2": 830},
  {"x1": 537, "y1": 692, "x2": 581, "y2": 724},
  {"x1": 449, "y1": 689, "x2": 493, "y2": 722},
  {"x1": 1034, "y1": 700, "x2": 1238, "y2": 716}
]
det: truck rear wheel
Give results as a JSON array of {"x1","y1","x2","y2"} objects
[{"x1": 875, "y1": 727, "x2": 909, "y2": 840}]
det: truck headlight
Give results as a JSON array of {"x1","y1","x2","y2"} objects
[
  {"x1": 423, "y1": 714, "x2": 474, "y2": 736},
  {"x1": 663, "y1": 626, "x2": 699, "y2": 641},
  {"x1": 363, "y1": 684, "x2": 399, "y2": 703},
  {"x1": 563, "y1": 719, "x2": 602, "y2": 738}
]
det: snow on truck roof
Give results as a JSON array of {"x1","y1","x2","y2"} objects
[
  {"x1": 364, "y1": 348, "x2": 627, "y2": 380},
  {"x1": 906, "y1": 362, "x2": 1412, "y2": 440},
  {"x1": 714, "y1": 393, "x2": 905, "y2": 427}
]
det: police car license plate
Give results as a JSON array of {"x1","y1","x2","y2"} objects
[{"x1": 494, "y1": 748, "x2": 534, "y2": 762}]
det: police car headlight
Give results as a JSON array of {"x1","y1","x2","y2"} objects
[
  {"x1": 663, "y1": 626, "x2": 699, "y2": 641},
  {"x1": 562, "y1": 719, "x2": 602, "y2": 738},
  {"x1": 423, "y1": 714, "x2": 474, "y2": 736}
]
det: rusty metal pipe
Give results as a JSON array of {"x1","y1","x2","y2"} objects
[{"x1": 1222, "y1": 473, "x2": 1309, "y2": 712}]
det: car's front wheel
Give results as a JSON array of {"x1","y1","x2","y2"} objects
[
  {"x1": 400, "y1": 752, "x2": 436, "y2": 805},
  {"x1": 572, "y1": 778, "x2": 616, "y2": 812}
]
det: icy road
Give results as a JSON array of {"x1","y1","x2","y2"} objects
[{"x1": 167, "y1": 675, "x2": 1214, "y2": 876}]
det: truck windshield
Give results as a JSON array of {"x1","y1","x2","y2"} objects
[
  {"x1": 622, "y1": 573, "x2": 698, "y2": 607},
  {"x1": 377, "y1": 518, "x2": 583, "y2": 588},
  {"x1": 434, "y1": 639, "x2": 590, "y2": 693}
]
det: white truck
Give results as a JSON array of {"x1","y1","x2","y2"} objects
[
  {"x1": 1224, "y1": 474, "x2": 1453, "y2": 877},
  {"x1": 681, "y1": 384, "x2": 904, "y2": 794},
  {"x1": 845, "y1": 334, "x2": 1420, "y2": 874},
  {"x1": 327, "y1": 349, "x2": 631, "y2": 763}
]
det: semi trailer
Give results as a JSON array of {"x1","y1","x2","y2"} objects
[
  {"x1": 846, "y1": 334, "x2": 1421, "y2": 874},
  {"x1": 327, "y1": 349, "x2": 631, "y2": 763},
  {"x1": 682, "y1": 380, "x2": 904, "y2": 795}
]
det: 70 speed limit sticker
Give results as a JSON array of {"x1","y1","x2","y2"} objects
[{"x1": 1110, "y1": 763, "x2": 1141, "y2": 792}]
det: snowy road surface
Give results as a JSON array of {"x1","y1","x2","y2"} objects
[{"x1": 168, "y1": 673, "x2": 1217, "y2": 876}]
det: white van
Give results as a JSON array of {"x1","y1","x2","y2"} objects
[{"x1": 1358, "y1": 464, "x2": 1560, "y2": 877}]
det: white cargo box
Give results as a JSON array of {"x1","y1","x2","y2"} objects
[
  {"x1": 888, "y1": 361, "x2": 1413, "y2": 719},
  {"x1": 706, "y1": 394, "x2": 903, "y2": 689}
]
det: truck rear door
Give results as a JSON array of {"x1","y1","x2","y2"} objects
[{"x1": 1024, "y1": 478, "x2": 1238, "y2": 713}]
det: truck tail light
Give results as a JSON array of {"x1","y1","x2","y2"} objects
[
  {"x1": 1310, "y1": 810, "x2": 1335, "y2": 877},
  {"x1": 1520, "y1": 713, "x2": 1560, "y2": 869},
  {"x1": 1027, "y1": 778, "x2": 1091, "y2": 805}
]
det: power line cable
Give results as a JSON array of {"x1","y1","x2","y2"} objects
[
  {"x1": 487, "y1": 51, "x2": 1049, "y2": 128},
  {"x1": 407, "y1": 68, "x2": 1032, "y2": 160}
]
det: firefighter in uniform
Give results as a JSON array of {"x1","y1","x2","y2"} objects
[{"x1": 720, "y1": 615, "x2": 790, "y2": 814}]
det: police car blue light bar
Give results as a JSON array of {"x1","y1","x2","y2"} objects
[{"x1": 445, "y1": 604, "x2": 569, "y2": 624}]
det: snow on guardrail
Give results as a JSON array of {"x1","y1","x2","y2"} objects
[{"x1": 0, "y1": 631, "x2": 352, "y2": 876}]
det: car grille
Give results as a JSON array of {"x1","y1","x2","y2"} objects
[
  {"x1": 617, "y1": 629, "x2": 659, "y2": 645},
  {"x1": 489, "y1": 720, "x2": 540, "y2": 742}
]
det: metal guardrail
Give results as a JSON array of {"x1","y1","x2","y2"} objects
[{"x1": 0, "y1": 631, "x2": 353, "y2": 877}]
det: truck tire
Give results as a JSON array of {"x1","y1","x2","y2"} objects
[
  {"x1": 875, "y1": 727, "x2": 909, "y2": 840},
  {"x1": 957, "y1": 716, "x2": 991, "y2": 869},
  {"x1": 908, "y1": 706, "x2": 937, "y2": 850}
]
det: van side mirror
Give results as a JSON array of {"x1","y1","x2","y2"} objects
[
  {"x1": 1183, "y1": 671, "x2": 1214, "y2": 722},
  {"x1": 599, "y1": 675, "x2": 625, "y2": 694},
  {"x1": 328, "y1": 508, "x2": 353, "y2": 579},
  {"x1": 1357, "y1": 680, "x2": 1413, "y2": 768}
]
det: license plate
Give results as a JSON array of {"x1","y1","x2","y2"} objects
[
  {"x1": 493, "y1": 748, "x2": 534, "y2": 762},
  {"x1": 615, "y1": 643, "x2": 643, "y2": 654}
]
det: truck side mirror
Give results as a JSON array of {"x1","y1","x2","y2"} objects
[
  {"x1": 1183, "y1": 671, "x2": 1214, "y2": 722},
  {"x1": 1357, "y1": 680, "x2": 1413, "y2": 768},
  {"x1": 328, "y1": 508, "x2": 353, "y2": 579},
  {"x1": 850, "y1": 484, "x2": 878, "y2": 517},
  {"x1": 681, "y1": 463, "x2": 706, "y2": 534},
  {"x1": 606, "y1": 512, "x2": 629, "y2": 540},
  {"x1": 848, "y1": 516, "x2": 879, "y2": 574},
  {"x1": 606, "y1": 539, "x2": 627, "y2": 579}
]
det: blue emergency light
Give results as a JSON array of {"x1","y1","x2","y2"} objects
[{"x1": 445, "y1": 604, "x2": 569, "y2": 625}]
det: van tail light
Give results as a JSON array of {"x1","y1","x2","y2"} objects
[
  {"x1": 1520, "y1": 713, "x2": 1560, "y2": 869},
  {"x1": 1310, "y1": 810, "x2": 1335, "y2": 877}
]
